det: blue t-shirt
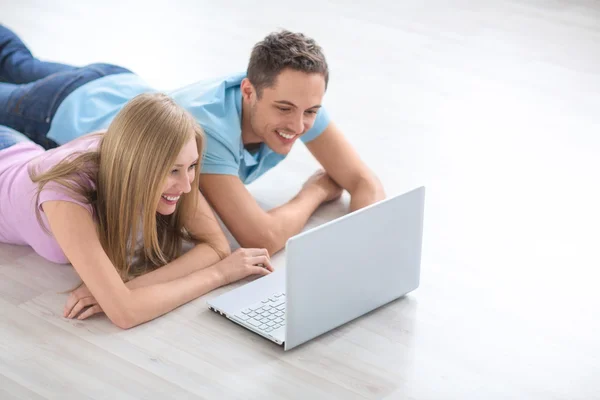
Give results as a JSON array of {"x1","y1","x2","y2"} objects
[{"x1": 48, "y1": 72, "x2": 331, "y2": 184}]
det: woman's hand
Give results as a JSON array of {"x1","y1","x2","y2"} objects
[
  {"x1": 63, "y1": 247, "x2": 272, "y2": 319},
  {"x1": 214, "y1": 248, "x2": 273, "y2": 285},
  {"x1": 64, "y1": 283, "x2": 104, "y2": 320}
]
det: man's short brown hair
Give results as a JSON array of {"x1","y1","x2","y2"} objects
[{"x1": 247, "y1": 30, "x2": 329, "y2": 98}]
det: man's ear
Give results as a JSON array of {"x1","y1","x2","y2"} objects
[{"x1": 240, "y1": 78, "x2": 255, "y2": 102}]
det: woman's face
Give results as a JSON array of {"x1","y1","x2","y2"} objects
[{"x1": 156, "y1": 137, "x2": 199, "y2": 215}]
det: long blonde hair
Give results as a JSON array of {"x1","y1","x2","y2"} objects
[{"x1": 30, "y1": 93, "x2": 207, "y2": 281}]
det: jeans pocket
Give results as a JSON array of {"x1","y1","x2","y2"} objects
[{"x1": 12, "y1": 70, "x2": 86, "y2": 123}]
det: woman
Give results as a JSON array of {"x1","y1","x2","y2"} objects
[{"x1": 0, "y1": 93, "x2": 273, "y2": 329}]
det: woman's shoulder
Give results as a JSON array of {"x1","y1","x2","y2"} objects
[
  {"x1": 0, "y1": 141, "x2": 46, "y2": 175},
  {"x1": 61, "y1": 131, "x2": 105, "y2": 152},
  {"x1": 34, "y1": 133, "x2": 102, "y2": 164}
]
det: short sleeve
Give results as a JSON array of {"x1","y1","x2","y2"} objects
[
  {"x1": 300, "y1": 106, "x2": 331, "y2": 143},
  {"x1": 37, "y1": 182, "x2": 93, "y2": 213},
  {"x1": 200, "y1": 129, "x2": 241, "y2": 176}
]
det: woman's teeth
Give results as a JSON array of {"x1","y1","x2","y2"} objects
[
  {"x1": 277, "y1": 130, "x2": 295, "y2": 140},
  {"x1": 162, "y1": 195, "x2": 180, "y2": 202}
]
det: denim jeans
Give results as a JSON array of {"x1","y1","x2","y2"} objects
[
  {"x1": 0, "y1": 124, "x2": 31, "y2": 151},
  {"x1": 0, "y1": 25, "x2": 131, "y2": 149}
]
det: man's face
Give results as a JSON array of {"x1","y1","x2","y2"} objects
[{"x1": 249, "y1": 69, "x2": 326, "y2": 155}]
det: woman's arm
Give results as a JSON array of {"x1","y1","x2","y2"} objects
[
  {"x1": 44, "y1": 200, "x2": 270, "y2": 329},
  {"x1": 125, "y1": 190, "x2": 232, "y2": 289},
  {"x1": 124, "y1": 243, "x2": 222, "y2": 290}
]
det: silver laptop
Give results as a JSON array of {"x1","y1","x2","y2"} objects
[{"x1": 207, "y1": 186, "x2": 425, "y2": 351}]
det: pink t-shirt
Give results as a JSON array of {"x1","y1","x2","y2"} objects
[{"x1": 0, "y1": 135, "x2": 101, "y2": 264}]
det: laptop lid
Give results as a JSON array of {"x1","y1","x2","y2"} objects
[{"x1": 284, "y1": 186, "x2": 425, "y2": 350}]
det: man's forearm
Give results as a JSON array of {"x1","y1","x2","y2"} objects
[
  {"x1": 263, "y1": 185, "x2": 327, "y2": 254},
  {"x1": 125, "y1": 243, "x2": 228, "y2": 290},
  {"x1": 349, "y1": 177, "x2": 386, "y2": 212}
]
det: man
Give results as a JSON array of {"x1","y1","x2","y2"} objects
[{"x1": 0, "y1": 25, "x2": 385, "y2": 254}]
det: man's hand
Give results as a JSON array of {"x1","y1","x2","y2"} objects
[
  {"x1": 302, "y1": 169, "x2": 343, "y2": 202},
  {"x1": 305, "y1": 122, "x2": 385, "y2": 211}
]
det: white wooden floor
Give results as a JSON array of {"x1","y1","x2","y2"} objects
[{"x1": 1, "y1": 1, "x2": 599, "y2": 399}]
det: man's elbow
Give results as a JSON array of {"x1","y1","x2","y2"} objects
[
  {"x1": 348, "y1": 174, "x2": 386, "y2": 212},
  {"x1": 354, "y1": 174, "x2": 385, "y2": 199},
  {"x1": 237, "y1": 227, "x2": 283, "y2": 255},
  {"x1": 371, "y1": 175, "x2": 386, "y2": 200}
]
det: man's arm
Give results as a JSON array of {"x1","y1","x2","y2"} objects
[
  {"x1": 304, "y1": 121, "x2": 385, "y2": 211},
  {"x1": 199, "y1": 173, "x2": 340, "y2": 255}
]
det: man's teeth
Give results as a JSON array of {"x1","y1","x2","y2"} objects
[
  {"x1": 162, "y1": 195, "x2": 180, "y2": 202},
  {"x1": 277, "y1": 130, "x2": 295, "y2": 140}
]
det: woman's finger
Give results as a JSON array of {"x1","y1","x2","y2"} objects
[
  {"x1": 77, "y1": 305, "x2": 103, "y2": 320},
  {"x1": 67, "y1": 297, "x2": 97, "y2": 319},
  {"x1": 262, "y1": 248, "x2": 270, "y2": 260},
  {"x1": 64, "y1": 292, "x2": 81, "y2": 317},
  {"x1": 247, "y1": 248, "x2": 270, "y2": 258},
  {"x1": 250, "y1": 266, "x2": 271, "y2": 277},
  {"x1": 249, "y1": 255, "x2": 274, "y2": 271},
  {"x1": 74, "y1": 284, "x2": 91, "y2": 297}
]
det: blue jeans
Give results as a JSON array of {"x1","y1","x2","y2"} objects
[
  {"x1": 0, "y1": 124, "x2": 32, "y2": 151},
  {"x1": 0, "y1": 25, "x2": 131, "y2": 149}
]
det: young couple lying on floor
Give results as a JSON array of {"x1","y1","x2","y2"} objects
[{"x1": 0, "y1": 25, "x2": 385, "y2": 328}]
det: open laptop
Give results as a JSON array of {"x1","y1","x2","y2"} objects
[{"x1": 207, "y1": 186, "x2": 425, "y2": 351}]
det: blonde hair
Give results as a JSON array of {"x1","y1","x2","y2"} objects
[{"x1": 30, "y1": 93, "x2": 208, "y2": 281}]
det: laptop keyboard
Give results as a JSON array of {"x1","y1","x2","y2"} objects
[{"x1": 234, "y1": 292, "x2": 286, "y2": 333}]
